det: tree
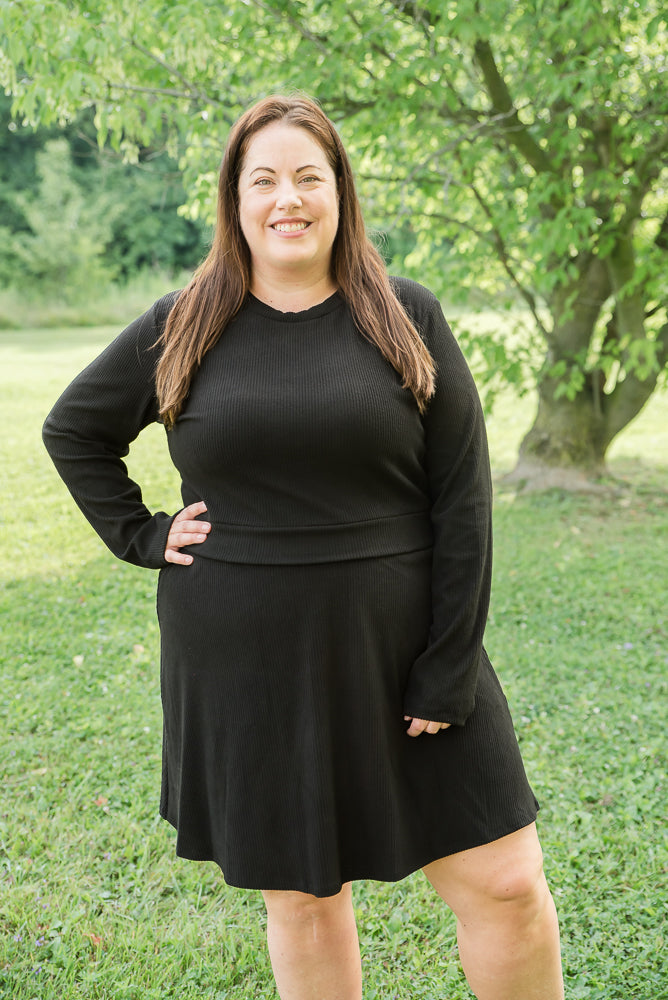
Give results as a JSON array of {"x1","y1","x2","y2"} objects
[
  {"x1": 0, "y1": 94, "x2": 208, "y2": 291},
  {"x1": 2, "y1": 0, "x2": 666, "y2": 486},
  {"x1": 1, "y1": 137, "x2": 120, "y2": 298}
]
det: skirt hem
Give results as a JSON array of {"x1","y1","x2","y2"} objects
[{"x1": 159, "y1": 803, "x2": 540, "y2": 898}]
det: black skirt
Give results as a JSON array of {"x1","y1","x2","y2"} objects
[{"x1": 157, "y1": 548, "x2": 538, "y2": 897}]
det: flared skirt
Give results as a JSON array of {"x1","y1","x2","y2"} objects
[{"x1": 156, "y1": 548, "x2": 538, "y2": 897}]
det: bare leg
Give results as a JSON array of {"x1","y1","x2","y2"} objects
[
  {"x1": 423, "y1": 823, "x2": 564, "y2": 1000},
  {"x1": 261, "y1": 882, "x2": 362, "y2": 1000}
]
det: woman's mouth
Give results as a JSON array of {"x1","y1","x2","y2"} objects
[{"x1": 271, "y1": 221, "x2": 312, "y2": 233}]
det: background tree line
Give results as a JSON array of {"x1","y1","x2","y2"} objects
[
  {"x1": 1, "y1": 0, "x2": 666, "y2": 486},
  {"x1": 0, "y1": 94, "x2": 208, "y2": 301}
]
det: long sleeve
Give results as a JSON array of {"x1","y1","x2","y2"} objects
[
  {"x1": 402, "y1": 294, "x2": 493, "y2": 726},
  {"x1": 42, "y1": 293, "x2": 179, "y2": 569}
]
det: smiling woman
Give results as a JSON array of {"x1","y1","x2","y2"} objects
[
  {"x1": 153, "y1": 97, "x2": 435, "y2": 432},
  {"x1": 237, "y1": 122, "x2": 340, "y2": 306},
  {"x1": 42, "y1": 94, "x2": 564, "y2": 1000}
]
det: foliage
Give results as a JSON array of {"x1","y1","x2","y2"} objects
[
  {"x1": 97, "y1": 161, "x2": 208, "y2": 279},
  {"x1": 1, "y1": 0, "x2": 667, "y2": 473},
  {"x1": 1, "y1": 325, "x2": 666, "y2": 997},
  {"x1": 0, "y1": 137, "x2": 119, "y2": 300},
  {"x1": 0, "y1": 94, "x2": 56, "y2": 234},
  {"x1": 0, "y1": 94, "x2": 208, "y2": 296}
]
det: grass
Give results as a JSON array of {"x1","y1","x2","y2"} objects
[{"x1": 1, "y1": 325, "x2": 667, "y2": 999}]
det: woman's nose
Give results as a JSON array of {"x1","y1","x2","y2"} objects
[{"x1": 275, "y1": 184, "x2": 302, "y2": 211}]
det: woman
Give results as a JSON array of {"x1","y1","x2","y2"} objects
[{"x1": 43, "y1": 94, "x2": 564, "y2": 999}]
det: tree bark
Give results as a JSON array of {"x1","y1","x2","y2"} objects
[
  {"x1": 509, "y1": 375, "x2": 610, "y2": 491},
  {"x1": 508, "y1": 318, "x2": 668, "y2": 491}
]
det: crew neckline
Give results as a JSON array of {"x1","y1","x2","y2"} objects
[{"x1": 246, "y1": 290, "x2": 345, "y2": 322}]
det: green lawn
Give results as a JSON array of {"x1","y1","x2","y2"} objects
[{"x1": 1, "y1": 326, "x2": 666, "y2": 999}]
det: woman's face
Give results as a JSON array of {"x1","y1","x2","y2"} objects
[{"x1": 237, "y1": 122, "x2": 340, "y2": 283}]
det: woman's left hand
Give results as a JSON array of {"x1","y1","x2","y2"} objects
[{"x1": 404, "y1": 716, "x2": 451, "y2": 737}]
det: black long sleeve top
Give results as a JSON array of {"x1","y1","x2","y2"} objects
[{"x1": 43, "y1": 277, "x2": 493, "y2": 726}]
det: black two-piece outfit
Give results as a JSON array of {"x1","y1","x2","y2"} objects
[{"x1": 43, "y1": 277, "x2": 538, "y2": 897}]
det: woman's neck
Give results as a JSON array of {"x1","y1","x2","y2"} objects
[{"x1": 249, "y1": 271, "x2": 338, "y2": 313}]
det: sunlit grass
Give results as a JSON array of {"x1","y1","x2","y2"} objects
[{"x1": 1, "y1": 324, "x2": 666, "y2": 998}]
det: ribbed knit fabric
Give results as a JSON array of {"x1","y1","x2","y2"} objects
[{"x1": 43, "y1": 277, "x2": 538, "y2": 895}]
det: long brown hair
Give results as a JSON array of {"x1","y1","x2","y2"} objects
[{"x1": 155, "y1": 95, "x2": 435, "y2": 427}]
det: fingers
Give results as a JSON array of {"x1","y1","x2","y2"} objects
[
  {"x1": 165, "y1": 548, "x2": 196, "y2": 566},
  {"x1": 164, "y1": 501, "x2": 210, "y2": 565},
  {"x1": 173, "y1": 500, "x2": 209, "y2": 523},
  {"x1": 169, "y1": 522, "x2": 211, "y2": 543},
  {"x1": 404, "y1": 716, "x2": 452, "y2": 737}
]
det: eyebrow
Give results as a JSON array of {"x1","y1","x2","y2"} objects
[{"x1": 249, "y1": 164, "x2": 322, "y2": 176}]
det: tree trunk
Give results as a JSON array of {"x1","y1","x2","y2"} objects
[
  {"x1": 506, "y1": 374, "x2": 613, "y2": 492},
  {"x1": 506, "y1": 311, "x2": 668, "y2": 492}
]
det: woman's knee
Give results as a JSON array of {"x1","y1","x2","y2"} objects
[
  {"x1": 482, "y1": 837, "x2": 545, "y2": 906},
  {"x1": 424, "y1": 824, "x2": 547, "y2": 914},
  {"x1": 485, "y1": 858, "x2": 546, "y2": 914}
]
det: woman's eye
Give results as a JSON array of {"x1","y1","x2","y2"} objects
[
  {"x1": 300, "y1": 175, "x2": 319, "y2": 183},
  {"x1": 254, "y1": 177, "x2": 273, "y2": 186}
]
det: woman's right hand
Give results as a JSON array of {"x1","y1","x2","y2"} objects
[{"x1": 164, "y1": 501, "x2": 211, "y2": 565}]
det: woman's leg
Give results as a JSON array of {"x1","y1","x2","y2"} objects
[
  {"x1": 423, "y1": 823, "x2": 564, "y2": 1000},
  {"x1": 261, "y1": 882, "x2": 362, "y2": 1000}
]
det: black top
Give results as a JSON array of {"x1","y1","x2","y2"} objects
[{"x1": 43, "y1": 278, "x2": 493, "y2": 727}]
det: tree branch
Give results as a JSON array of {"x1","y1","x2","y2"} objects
[
  {"x1": 549, "y1": 255, "x2": 611, "y2": 358},
  {"x1": 616, "y1": 129, "x2": 668, "y2": 236},
  {"x1": 361, "y1": 108, "x2": 538, "y2": 193},
  {"x1": 468, "y1": 182, "x2": 549, "y2": 336},
  {"x1": 323, "y1": 97, "x2": 379, "y2": 118},
  {"x1": 344, "y1": 7, "x2": 414, "y2": 89},
  {"x1": 129, "y1": 39, "x2": 216, "y2": 104},
  {"x1": 248, "y1": 0, "x2": 330, "y2": 57},
  {"x1": 104, "y1": 81, "x2": 226, "y2": 106},
  {"x1": 247, "y1": 0, "x2": 387, "y2": 98},
  {"x1": 472, "y1": 38, "x2": 553, "y2": 175},
  {"x1": 345, "y1": 8, "x2": 402, "y2": 65},
  {"x1": 605, "y1": 319, "x2": 668, "y2": 440},
  {"x1": 387, "y1": 0, "x2": 441, "y2": 32},
  {"x1": 414, "y1": 209, "x2": 490, "y2": 242},
  {"x1": 655, "y1": 207, "x2": 668, "y2": 252}
]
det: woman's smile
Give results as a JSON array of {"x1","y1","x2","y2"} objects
[
  {"x1": 238, "y1": 121, "x2": 339, "y2": 281},
  {"x1": 270, "y1": 218, "x2": 312, "y2": 233}
]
